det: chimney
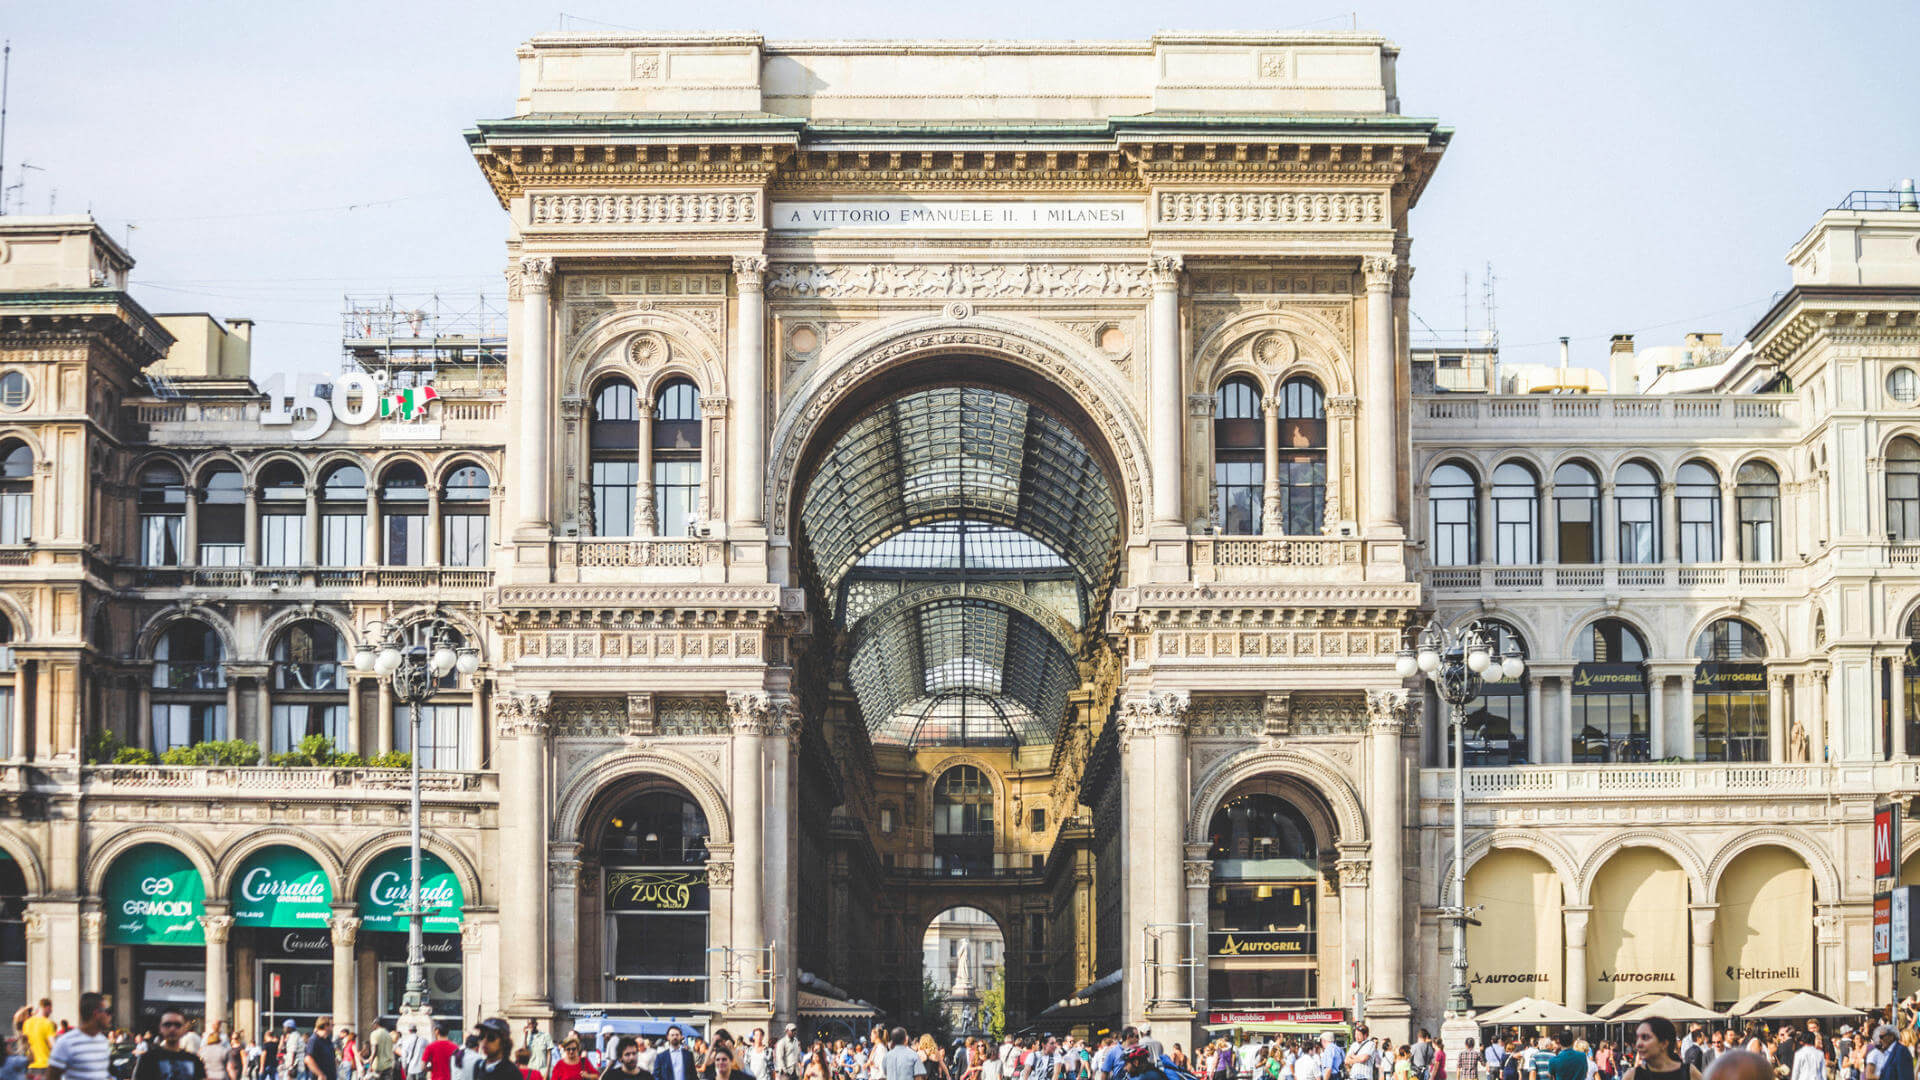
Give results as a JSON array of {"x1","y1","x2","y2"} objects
[
  {"x1": 1558, "y1": 336, "x2": 1570, "y2": 371},
  {"x1": 228, "y1": 317, "x2": 253, "y2": 343},
  {"x1": 1901, "y1": 178, "x2": 1918, "y2": 211},
  {"x1": 1610, "y1": 334, "x2": 1637, "y2": 394}
]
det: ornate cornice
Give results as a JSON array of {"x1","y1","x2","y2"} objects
[{"x1": 492, "y1": 583, "x2": 786, "y2": 626}]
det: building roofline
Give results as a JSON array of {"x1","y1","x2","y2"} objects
[{"x1": 1746, "y1": 284, "x2": 1920, "y2": 343}]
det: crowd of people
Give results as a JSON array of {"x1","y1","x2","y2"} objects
[{"x1": 6, "y1": 1004, "x2": 1919, "y2": 1080}]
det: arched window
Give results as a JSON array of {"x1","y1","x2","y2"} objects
[
  {"x1": 151, "y1": 620, "x2": 227, "y2": 752},
  {"x1": 932, "y1": 765, "x2": 994, "y2": 877},
  {"x1": 0, "y1": 442, "x2": 29, "y2": 546},
  {"x1": 1491, "y1": 462, "x2": 1539, "y2": 565},
  {"x1": 1276, "y1": 377, "x2": 1327, "y2": 536},
  {"x1": 196, "y1": 464, "x2": 245, "y2": 566},
  {"x1": 270, "y1": 620, "x2": 348, "y2": 753},
  {"x1": 257, "y1": 462, "x2": 307, "y2": 568},
  {"x1": 0, "y1": 619, "x2": 15, "y2": 757},
  {"x1": 319, "y1": 464, "x2": 367, "y2": 567},
  {"x1": 1676, "y1": 460, "x2": 1722, "y2": 563},
  {"x1": 1890, "y1": 438, "x2": 1920, "y2": 541},
  {"x1": 379, "y1": 462, "x2": 429, "y2": 566},
  {"x1": 1553, "y1": 461, "x2": 1602, "y2": 564},
  {"x1": 441, "y1": 464, "x2": 490, "y2": 567},
  {"x1": 595, "y1": 787, "x2": 710, "y2": 1004},
  {"x1": 1212, "y1": 376, "x2": 1263, "y2": 535},
  {"x1": 389, "y1": 621, "x2": 473, "y2": 769},
  {"x1": 1206, "y1": 790, "x2": 1320, "y2": 1009},
  {"x1": 1694, "y1": 618, "x2": 1769, "y2": 762},
  {"x1": 1614, "y1": 461, "x2": 1661, "y2": 565},
  {"x1": 1904, "y1": 609, "x2": 1920, "y2": 759},
  {"x1": 590, "y1": 379, "x2": 640, "y2": 537},
  {"x1": 138, "y1": 463, "x2": 187, "y2": 566},
  {"x1": 1736, "y1": 461, "x2": 1781, "y2": 562},
  {"x1": 1573, "y1": 618, "x2": 1650, "y2": 763},
  {"x1": 652, "y1": 378, "x2": 703, "y2": 537},
  {"x1": 1428, "y1": 462, "x2": 1479, "y2": 566},
  {"x1": 1454, "y1": 621, "x2": 1531, "y2": 765}
]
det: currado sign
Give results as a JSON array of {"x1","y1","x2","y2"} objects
[
  {"x1": 356, "y1": 849, "x2": 463, "y2": 934},
  {"x1": 105, "y1": 844, "x2": 205, "y2": 946},
  {"x1": 231, "y1": 846, "x2": 333, "y2": 929},
  {"x1": 607, "y1": 870, "x2": 708, "y2": 912},
  {"x1": 1209, "y1": 931, "x2": 1313, "y2": 957}
]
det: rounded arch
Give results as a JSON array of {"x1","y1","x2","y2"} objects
[
  {"x1": 0, "y1": 428, "x2": 46, "y2": 467},
  {"x1": 84, "y1": 826, "x2": 218, "y2": 898},
  {"x1": 1731, "y1": 450, "x2": 1788, "y2": 479},
  {"x1": 1187, "y1": 747, "x2": 1368, "y2": 847},
  {"x1": 383, "y1": 605, "x2": 489, "y2": 663},
  {"x1": 1683, "y1": 608, "x2": 1785, "y2": 661},
  {"x1": 563, "y1": 308, "x2": 725, "y2": 402},
  {"x1": 0, "y1": 590, "x2": 31, "y2": 644},
  {"x1": 1437, "y1": 606, "x2": 1543, "y2": 658},
  {"x1": 373, "y1": 453, "x2": 434, "y2": 486},
  {"x1": 135, "y1": 603, "x2": 239, "y2": 662},
  {"x1": 767, "y1": 312, "x2": 1152, "y2": 543},
  {"x1": 1435, "y1": 830, "x2": 1582, "y2": 908},
  {"x1": 0, "y1": 824, "x2": 46, "y2": 896},
  {"x1": 1488, "y1": 450, "x2": 1548, "y2": 483},
  {"x1": 311, "y1": 451, "x2": 375, "y2": 484},
  {"x1": 1704, "y1": 829, "x2": 1840, "y2": 903},
  {"x1": 1878, "y1": 427, "x2": 1920, "y2": 461},
  {"x1": 188, "y1": 453, "x2": 246, "y2": 487},
  {"x1": 551, "y1": 746, "x2": 733, "y2": 847},
  {"x1": 432, "y1": 455, "x2": 494, "y2": 489},
  {"x1": 1545, "y1": 451, "x2": 1605, "y2": 479},
  {"x1": 851, "y1": 586, "x2": 1077, "y2": 657},
  {"x1": 1191, "y1": 309, "x2": 1355, "y2": 397},
  {"x1": 246, "y1": 451, "x2": 312, "y2": 487},
  {"x1": 341, "y1": 830, "x2": 485, "y2": 909},
  {"x1": 1614, "y1": 456, "x2": 1664, "y2": 483},
  {"x1": 1211, "y1": 365, "x2": 1271, "y2": 400},
  {"x1": 1559, "y1": 607, "x2": 1660, "y2": 663},
  {"x1": 1422, "y1": 455, "x2": 1483, "y2": 487},
  {"x1": 1574, "y1": 832, "x2": 1707, "y2": 905},
  {"x1": 212, "y1": 828, "x2": 348, "y2": 900},
  {"x1": 255, "y1": 606, "x2": 356, "y2": 665},
  {"x1": 125, "y1": 450, "x2": 192, "y2": 488},
  {"x1": 921, "y1": 755, "x2": 1007, "y2": 828}
]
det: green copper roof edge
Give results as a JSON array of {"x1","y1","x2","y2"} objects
[{"x1": 467, "y1": 112, "x2": 1450, "y2": 143}]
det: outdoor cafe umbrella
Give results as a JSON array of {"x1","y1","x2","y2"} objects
[
  {"x1": 1476, "y1": 997, "x2": 1603, "y2": 1026},
  {"x1": 1734, "y1": 989, "x2": 1862, "y2": 1021},
  {"x1": 1595, "y1": 992, "x2": 1727, "y2": 1024}
]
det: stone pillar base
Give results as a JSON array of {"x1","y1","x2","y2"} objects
[
  {"x1": 1362, "y1": 999, "x2": 1413, "y2": 1045},
  {"x1": 1143, "y1": 1009, "x2": 1196, "y2": 1053},
  {"x1": 1441, "y1": 1015, "x2": 1479, "y2": 1080}
]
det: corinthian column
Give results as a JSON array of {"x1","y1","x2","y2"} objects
[
  {"x1": 1149, "y1": 255, "x2": 1185, "y2": 530},
  {"x1": 200, "y1": 912, "x2": 234, "y2": 1031},
  {"x1": 515, "y1": 257, "x2": 556, "y2": 537},
  {"x1": 1362, "y1": 255, "x2": 1401, "y2": 531},
  {"x1": 1261, "y1": 396, "x2": 1283, "y2": 534},
  {"x1": 729, "y1": 256, "x2": 768, "y2": 531},
  {"x1": 1120, "y1": 690, "x2": 1192, "y2": 1037},
  {"x1": 496, "y1": 692, "x2": 554, "y2": 1012},
  {"x1": 1365, "y1": 688, "x2": 1413, "y2": 1034},
  {"x1": 726, "y1": 692, "x2": 770, "y2": 962},
  {"x1": 329, "y1": 913, "x2": 359, "y2": 1032}
]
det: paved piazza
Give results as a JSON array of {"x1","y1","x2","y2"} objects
[{"x1": 0, "y1": 29, "x2": 1917, "y2": 1047}]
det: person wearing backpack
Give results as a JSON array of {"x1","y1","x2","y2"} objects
[
  {"x1": 1499, "y1": 1044, "x2": 1522, "y2": 1080},
  {"x1": 1347, "y1": 1030, "x2": 1377, "y2": 1080}
]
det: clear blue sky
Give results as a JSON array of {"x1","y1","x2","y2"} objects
[{"x1": 5, "y1": 0, "x2": 1916, "y2": 378}]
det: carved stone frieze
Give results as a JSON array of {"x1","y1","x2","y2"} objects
[
  {"x1": 1156, "y1": 190, "x2": 1385, "y2": 228},
  {"x1": 707, "y1": 860, "x2": 735, "y2": 887},
  {"x1": 1183, "y1": 860, "x2": 1213, "y2": 887},
  {"x1": 726, "y1": 691, "x2": 800, "y2": 736},
  {"x1": 1149, "y1": 627, "x2": 1402, "y2": 661},
  {"x1": 657, "y1": 696, "x2": 731, "y2": 737},
  {"x1": 1186, "y1": 696, "x2": 1264, "y2": 738},
  {"x1": 764, "y1": 261, "x2": 1154, "y2": 299},
  {"x1": 530, "y1": 191, "x2": 761, "y2": 228},
  {"x1": 1118, "y1": 690, "x2": 1190, "y2": 749},
  {"x1": 551, "y1": 696, "x2": 628, "y2": 740}
]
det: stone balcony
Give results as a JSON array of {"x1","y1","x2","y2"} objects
[
  {"x1": 1413, "y1": 393, "x2": 1799, "y2": 430},
  {"x1": 127, "y1": 394, "x2": 507, "y2": 448},
  {"x1": 1416, "y1": 759, "x2": 1915, "y2": 805},
  {"x1": 1423, "y1": 561, "x2": 1800, "y2": 597},
  {"x1": 80, "y1": 764, "x2": 495, "y2": 798},
  {"x1": 122, "y1": 565, "x2": 494, "y2": 597}
]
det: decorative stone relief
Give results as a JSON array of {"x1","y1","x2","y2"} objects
[
  {"x1": 657, "y1": 696, "x2": 731, "y2": 737},
  {"x1": 530, "y1": 191, "x2": 760, "y2": 228},
  {"x1": 198, "y1": 914, "x2": 234, "y2": 944},
  {"x1": 1155, "y1": 191, "x2": 1384, "y2": 228},
  {"x1": 764, "y1": 262, "x2": 1153, "y2": 299},
  {"x1": 551, "y1": 697, "x2": 628, "y2": 740},
  {"x1": 1187, "y1": 696, "x2": 1264, "y2": 738},
  {"x1": 707, "y1": 861, "x2": 735, "y2": 887},
  {"x1": 496, "y1": 692, "x2": 554, "y2": 738},
  {"x1": 1118, "y1": 690, "x2": 1190, "y2": 749},
  {"x1": 1183, "y1": 860, "x2": 1213, "y2": 887},
  {"x1": 1364, "y1": 687, "x2": 1418, "y2": 733},
  {"x1": 328, "y1": 914, "x2": 360, "y2": 947}
]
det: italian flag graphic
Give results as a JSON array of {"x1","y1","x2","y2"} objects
[{"x1": 380, "y1": 385, "x2": 439, "y2": 421}]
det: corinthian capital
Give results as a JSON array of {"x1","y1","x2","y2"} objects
[
  {"x1": 732, "y1": 254, "x2": 770, "y2": 289},
  {"x1": 517, "y1": 256, "x2": 556, "y2": 294},
  {"x1": 199, "y1": 914, "x2": 235, "y2": 945},
  {"x1": 329, "y1": 914, "x2": 361, "y2": 947},
  {"x1": 1364, "y1": 687, "x2": 1416, "y2": 732},
  {"x1": 1360, "y1": 254, "x2": 1398, "y2": 290},
  {"x1": 1119, "y1": 690, "x2": 1191, "y2": 748},
  {"x1": 1148, "y1": 253, "x2": 1185, "y2": 287},
  {"x1": 496, "y1": 692, "x2": 554, "y2": 738},
  {"x1": 727, "y1": 690, "x2": 774, "y2": 735}
]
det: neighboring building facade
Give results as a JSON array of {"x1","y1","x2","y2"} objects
[{"x1": 0, "y1": 30, "x2": 1914, "y2": 1045}]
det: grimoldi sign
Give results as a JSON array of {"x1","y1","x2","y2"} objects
[
  {"x1": 1572, "y1": 664, "x2": 1646, "y2": 691},
  {"x1": 1209, "y1": 931, "x2": 1313, "y2": 957},
  {"x1": 770, "y1": 199, "x2": 1144, "y2": 233},
  {"x1": 1694, "y1": 663, "x2": 1768, "y2": 691},
  {"x1": 105, "y1": 843, "x2": 204, "y2": 946}
]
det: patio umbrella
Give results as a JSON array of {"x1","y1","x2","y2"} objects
[
  {"x1": 1476, "y1": 997, "x2": 1603, "y2": 1026},
  {"x1": 1594, "y1": 992, "x2": 1727, "y2": 1023},
  {"x1": 1741, "y1": 990, "x2": 1863, "y2": 1021}
]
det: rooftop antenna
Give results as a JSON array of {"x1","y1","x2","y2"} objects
[
  {"x1": 4, "y1": 161, "x2": 37, "y2": 217},
  {"x1": 1481, "y1": 262, "x2": 1499, "y2": 347},
  {"x1": 0, "y1": 42, "x2": 10, "y2": 218}
]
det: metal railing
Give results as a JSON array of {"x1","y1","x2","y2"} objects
[
  {"x1": 1836, "y1": 189, "x2": 1920, "y2": 212},
  {"x1": 1416, "y1": 394, "x2": 1797, "y2": 425},
  {"x1": 133, "y1": 566, "x2": 492, "y2": 590},
  {"x1": 1425, "y1": 562, "x2": 1795, "y2": 593}
]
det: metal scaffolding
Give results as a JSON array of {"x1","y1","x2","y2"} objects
[{"x1": 341, "y1": 293, "x2": 507, "y2": 393}]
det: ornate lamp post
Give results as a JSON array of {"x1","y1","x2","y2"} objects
[
  {"x1": 1395, "y1": 620, "x2": 1524, "y2": 1029},
  {"x1": 353, "y1": 616, "x2": 478, "y2": 1028}
]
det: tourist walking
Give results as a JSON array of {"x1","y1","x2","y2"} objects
[
  {"x1": 470, "y1": 1022, "x2": 515, "y2": 1080},
  {"x1": 131, "y1": 1011, "x2": 203, "y2": 1080},
  {"x1": 46, "y1": 995, "x2": 113, "y2": 1080},
  {"x1": 1620, "y1": 1020, "x2": 1700, "y2": 1080}
]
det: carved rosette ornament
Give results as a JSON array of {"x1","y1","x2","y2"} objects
[
  {"x1": 496, "y1": 692, "x2": 554, "y2": 739},
  {"x1": 1360, "y1": 254, "x2": 1398, "y2": 292},
  {"x1": 198, "y1": 913, "x2": 235, "y2": 945},
  {"x1": 517, "y1": 256, "x2": 556, "y2": 295},
  {"x1": 1149, "y1": 253, "x2": 1185, "y2": 287},
  {"x1": 1118, "y1": 690, "x2": 1191, "y2": 750},
  {"x1": 732, "y1": 254, "x2": 769, "y2": 290},
  {"x1": 1364, "y1": 687, "x2": 1416, "y2": 733},
  {"x1": 707, "y1": 860, "x2": 734, "y2": 887},
  {"x1": 328, "y1": 914, "x2": 361, "y2": 948}
]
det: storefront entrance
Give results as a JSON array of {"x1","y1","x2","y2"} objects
[
  {"x1": 356, "y1": 848, "x2": 465, "y2": 1026},
  {"x1": 1206, "y1": 787, "x2": 1322, "y2": 1009},
  {"x1": 103, "y1": 844, "x2": 209, "y2": 1029}
]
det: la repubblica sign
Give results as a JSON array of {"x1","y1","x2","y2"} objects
[{"x1": 259, "y1": 371, "x2": 440, "y2": 442}]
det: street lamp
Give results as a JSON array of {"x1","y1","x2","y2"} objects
[
  {"x1": 1395, "y1": 619, "x2": 1524, "y2": 1019},
  {"x1": 354, "y1": 616, "x2": 479, "y2": 1028}
]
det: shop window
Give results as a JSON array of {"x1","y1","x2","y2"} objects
[
  {"x1": 1694, "y1": 618, "x2": 1769, "y2": 762},
  {"x1": 1573, "y1": 618, "x2": 1651, "y2": 763},
  {"x1": 597, "y1": 788, "x2": 711, "y2": 1004}
]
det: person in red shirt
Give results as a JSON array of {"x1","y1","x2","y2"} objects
[
  {"x1": 516, "y1": 1048, "x2": 544, "y2": 1080},
  {"x1": 422, "y1": 1026, "x2": 462, "y2": 1080},
  {"x1": 550, "y1": 1039, "x2": 600, "y2": 1080}
]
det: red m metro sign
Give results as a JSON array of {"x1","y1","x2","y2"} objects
[{"x1": 1876, "y1": 805, "x2": 1901, "y2": 881}]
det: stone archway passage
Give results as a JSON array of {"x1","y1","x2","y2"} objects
[
  {"x1": 1588, "y1": 849, "x2": 1690, "y2": 1005},
  {"x1": 1464, "y1": 849, "x2": 1563, "y2": 1006}
]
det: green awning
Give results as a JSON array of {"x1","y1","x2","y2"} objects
[
  {"x1": 356, "y1": 849, "x2": 463, "y2": 934},
  {"x1": 105, "y1": 844, "x2": 205, "y2": 946},
  {"x1": 230, "y1": 846, "x2": 333, "y2": 929}
]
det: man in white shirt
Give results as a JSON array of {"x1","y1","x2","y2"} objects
[
  {"x1": 1293, "y1": 1046, "x2": 1323, "y2": 1080},
  {"x1": 1347, "y1": 1028, "x2": 1377, "y2": 1080}
]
